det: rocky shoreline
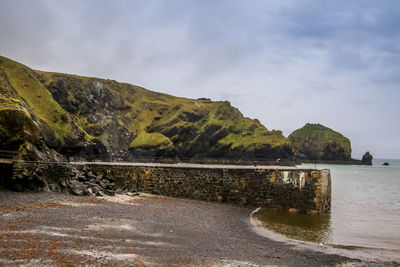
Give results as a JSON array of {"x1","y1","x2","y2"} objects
[{"x1": 0, "y1": 191, "x2": 393, "y2": 266}]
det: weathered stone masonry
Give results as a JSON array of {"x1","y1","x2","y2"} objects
[{"x1": 10, "y1": 162, "x2": 331, "y2": 213}]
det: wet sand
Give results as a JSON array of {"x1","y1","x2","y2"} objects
[{"x1": 0, "y1": 191, "x2": 392, "y2": 266}]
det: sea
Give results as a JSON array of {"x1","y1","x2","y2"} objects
[{"x1": 253, "y1": 159, "x2": 400, "y2": 261}]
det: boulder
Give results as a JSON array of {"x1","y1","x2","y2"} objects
[{"x1": 68, "y1": 180, "x2": 87, "y2": 195}]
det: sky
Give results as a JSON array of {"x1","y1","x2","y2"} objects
[{"x1": 0, "y1": 0, "x2": 399, "y2": 159}]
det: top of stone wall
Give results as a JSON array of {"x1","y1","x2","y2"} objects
[{"x1": 69, "y1": 162, "x2": 325, "y2": 171}]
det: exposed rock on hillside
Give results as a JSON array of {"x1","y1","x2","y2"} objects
[
  {"x1": 288, "y1": 123, "x2": 351, "y2": 161},
  {"x1": 0, "y1": 55, "x2": 293, "y2": 161},
  {"x1": 361, "y1": 151, "x2": 373, "y2": 165}
]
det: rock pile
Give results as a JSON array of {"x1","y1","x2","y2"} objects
[
  {"x1": 66, "y1": 168, "x2": 116, "y2": 196},
  {"x1": 9, "y1": 162, "x2": 120, "y2": 196}
]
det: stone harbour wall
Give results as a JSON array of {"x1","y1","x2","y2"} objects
[{"x1": 10, "y1": 162, "x2": 331, "y2": 213}]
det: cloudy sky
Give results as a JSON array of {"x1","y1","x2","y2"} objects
[{"x1": 1, "y1": 0, "x2": 399, "y2": 159}]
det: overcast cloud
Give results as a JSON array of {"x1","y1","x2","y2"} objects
[{"x1": 1, "y1": 0, "x2": 399, "y2": 158}]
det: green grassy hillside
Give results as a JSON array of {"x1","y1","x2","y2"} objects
[{"x1": 0, "y1": 55, "x2": 293, "y2": 160}]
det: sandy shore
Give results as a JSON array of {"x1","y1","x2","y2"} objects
[{"x1": 0, "y1": 191, "x2": 393, "y2": 266}]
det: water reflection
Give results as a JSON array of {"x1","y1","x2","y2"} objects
[{"x1": 252, "y1": 208, "x2": 332, "y2": 244}]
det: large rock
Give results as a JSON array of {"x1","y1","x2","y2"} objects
[
  {"x1": 288, "y1": 123, "x2": 351, "y2": 161},
  {"x1": 68, "y1": 180, "x2": 87, "y2": 196},
  {"x1": 361, "y1": 151, "x2": 373, "y2": 165}
]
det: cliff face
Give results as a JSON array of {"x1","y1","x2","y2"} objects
[
  {"x1": 288, "y1": 123, "x2": 351, "y2": 161},
  {"x1": 0, "y1": 56, "x2": 293, "y2": 161}
]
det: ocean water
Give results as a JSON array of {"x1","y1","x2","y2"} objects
[{"x1": 253, "y1": 159, "x2": 400, "y2": 255}]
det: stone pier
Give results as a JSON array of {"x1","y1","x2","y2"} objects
[{"x1": 10, "y1": 162, "x2": 331, "y2": 213}]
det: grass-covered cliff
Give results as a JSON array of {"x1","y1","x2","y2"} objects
[
  {"x1": 288, "y1": 123, "x2": 351, "y2": 161},
  {"x1": 0, "y1": 55, "x2": 293, "y2": 161}
]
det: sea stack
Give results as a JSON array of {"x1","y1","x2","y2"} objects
[
  {"x1": 361, "y1": 151, "x2": 373, "y2": 165},
  {"x1": 288, "y1": 123, "x2": 351, "y2": 161}
]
